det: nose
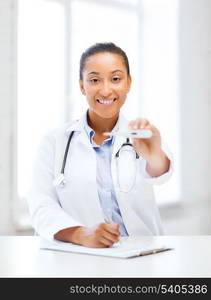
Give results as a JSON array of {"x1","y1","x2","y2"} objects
[{"x1": 99, "y1": 81, "x2": 113, "y2": 97}]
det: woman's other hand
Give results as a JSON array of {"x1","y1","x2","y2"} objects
[{"x1": 54, "y1": 223, "x2": 120, "y2": 248}]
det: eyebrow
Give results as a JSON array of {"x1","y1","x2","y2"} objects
[
  {"x1": 111, "y1": 69, "x2": 123, "y2": 74},
  {"x1": 88, "y1": 71, "x2": 100, "y2": 75},
  {"x1": 87, "y1": 70, "x2": 124, "y2": 75}
]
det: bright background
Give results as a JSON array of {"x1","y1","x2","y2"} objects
[{"x1": 1, "y1": 0, "x2": 211, "y2": 235}]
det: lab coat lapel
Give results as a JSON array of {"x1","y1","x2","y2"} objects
[
  {"x1": 66, "y1": 115, "x2": 106, "y2": 225},
  {"x1": 111, "y1": 113, "x2": 129, "y2": 160},
  {"x1": 65, "y1": 116, "x2": 84, "y2": 134}
]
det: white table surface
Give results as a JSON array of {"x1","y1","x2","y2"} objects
[{"x1": 0, "y1": 236, "x2": 211, "y2": 278}]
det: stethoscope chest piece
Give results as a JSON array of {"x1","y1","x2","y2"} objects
[
  {"x1": 53, "y1": 131, "x2": 75, "y2": 188},
  {"x1": 115, "y1": 139, "x2": 139, "y2": 193},
  {"x1": 53, "y1": 173, "x2": 66, "y2": 188}
]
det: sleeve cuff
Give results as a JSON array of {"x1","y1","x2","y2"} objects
[
  {"x1": 140, "y1": 141, "x2": 174, "y2": 185},
  {"x1": 31, "y1": 213, "x2": 84, "y2": 242}
]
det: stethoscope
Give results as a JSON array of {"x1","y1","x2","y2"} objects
[{"x1": 53, "y1": 131, "x2": 139, "y2": 192}]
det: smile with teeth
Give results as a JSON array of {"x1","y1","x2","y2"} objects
[{"x1": 97, "y1": 98, "x2": 117, "y2": 105}]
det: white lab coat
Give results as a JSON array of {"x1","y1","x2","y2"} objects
[{"x1": 28, "y1": 113, "x2": 173, "y2": 241}]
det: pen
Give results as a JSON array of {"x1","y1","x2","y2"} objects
[{"x1": 103, "y1": 212, "x2": 121, "y2": 247}]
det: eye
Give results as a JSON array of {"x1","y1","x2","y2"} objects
[
  {"x1": 89, "y1": 78, "x2": 100, "y2": 83},
  {"x1": 112, "y1": 77, "x2": 121, "y2": 82}
]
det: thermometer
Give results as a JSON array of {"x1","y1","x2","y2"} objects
[{"x1": 103, "y1": 129, "x2": 153, "y2": 139}]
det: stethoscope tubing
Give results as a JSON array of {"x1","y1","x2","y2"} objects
[
  {"x1": 61, "y1": 131, "x2": 74, "y2": 175},
  {"x1": 57, "y1": 131, "x2": 139, "y2": 188}
]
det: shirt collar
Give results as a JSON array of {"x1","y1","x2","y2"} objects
[
  {"x1": 82, "y1": 110, "x2": 120, "y2": 146},
  {"x1": 66, "y1": 110, "x2": 128, "y2": 135}
]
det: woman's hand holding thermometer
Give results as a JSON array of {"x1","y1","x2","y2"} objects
[
  {"x1": 128, "y1": 118, "x2": 170, "y2": 177},
  {"x1": 104, "y1": 118, "x2": 170, "y2": 178}
]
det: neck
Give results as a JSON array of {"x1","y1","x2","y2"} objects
[{"x1": 87, "y1": 110, "x2": 119, "y2": 134}]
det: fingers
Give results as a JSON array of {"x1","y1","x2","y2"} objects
[
  {"x1": 78, "y1": 223, "x2": 121, "y2": 248},
  {"x1": 103, "y1": 223, "x2": 120, "y2": 236},
  {"x1": 101, "y1": 228, "x2": 120, "y2": 243},
  {"x1": 95, "y1": 223, "x2": 120, "y2": 247},
  {"x1": 129, "y1": 118, "x2": 150, "y2": 130},
  {"x1": 98, "y1": 236, "x2": 116, "y2": 247}
]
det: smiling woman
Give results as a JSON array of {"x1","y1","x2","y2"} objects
[
  {"x1": 80, "y1": 46, "x2": 131, "y2": 144},
  {"x1": 28, "y1": 42, "x2": 173, "y2": 248},
  {"x1": 79, "y1": 45, "x2": 131, "y2": 124}
]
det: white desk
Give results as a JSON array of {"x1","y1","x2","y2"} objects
[{"x1": 0, "y1": 236, "x2": 211, "y2": 277}]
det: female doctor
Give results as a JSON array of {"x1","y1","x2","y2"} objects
[{"x1": 28, "y1": 42, "x2": 172, "y2": 248}]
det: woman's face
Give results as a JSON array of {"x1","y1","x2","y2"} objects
[{"x1": 80, "y1": 52, "x2": 131, "y2": 119}]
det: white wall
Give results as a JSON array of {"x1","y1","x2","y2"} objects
[
  {"x1": 161, "y1": 0, "x2": 211, "y2": 234},
  {"x1": 0, "y1": 0, "x2": 17, "y2": 234},
  {"x1": 179, "y1": 0, "x2": 211, "y2": 201}
]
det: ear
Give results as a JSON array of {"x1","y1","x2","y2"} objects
[
  {"x1": 126, "y1": 75, "x2": 132, "y2": 93},
  {"x1": 79, "y1": 80, "x2": 86, "y2": 95}
]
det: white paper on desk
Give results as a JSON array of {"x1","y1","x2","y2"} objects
[{"x1": 40, "y1": 238, "x2": 167, "y2": 259}]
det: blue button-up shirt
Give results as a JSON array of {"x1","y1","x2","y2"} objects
[{"x1": 82, "y1": 113, "x2": 128, "y2": 236}]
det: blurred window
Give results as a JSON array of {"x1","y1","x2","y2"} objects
[{"x1": 17, "y1": 0, "x2": 179, "y2": 229}]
